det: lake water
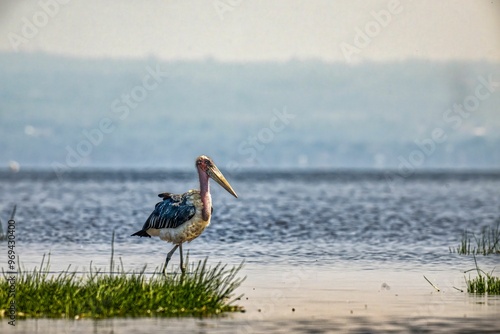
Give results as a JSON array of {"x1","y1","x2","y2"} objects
[{"x1": 1, "y1": 169, "x2": 500, "y2": 333}]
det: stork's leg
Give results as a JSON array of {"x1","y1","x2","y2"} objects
[
  {"x1": 179, "y1": 243, "x2": 186, "y2": 274},
  {"x1": 163, "y1": 244, "x2": 179, "y2": 275}
]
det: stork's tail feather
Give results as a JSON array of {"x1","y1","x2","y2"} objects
[{"x1": 131, "y1": 230, "x2": 151, "y2": 238}]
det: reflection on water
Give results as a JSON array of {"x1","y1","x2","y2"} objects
[
  {"x1": 1, "y1": 170, "x2": 500, "y2": 333},
  {"x1": 4, "y1": 315, "x2": 500, "y2": 334}
]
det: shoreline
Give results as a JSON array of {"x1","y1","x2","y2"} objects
[{"x1": 2, "y1": 263, "x2": 499, "y2": 333}]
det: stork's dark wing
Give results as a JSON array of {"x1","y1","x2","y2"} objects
[{"x1": 131, "y1": 194, "x2": 196, "y2": 237}]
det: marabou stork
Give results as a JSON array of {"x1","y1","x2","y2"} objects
[{"x1": 131, "y1": 155, "x2": 238, "y2": 274}]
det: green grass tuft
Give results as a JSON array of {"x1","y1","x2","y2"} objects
[
  {"x1": 450, "y1": 220, "x2": 500, "y2": 256},
  {"x1": 0, "y1": 255, "x2": 245, "y2": 319},
  {"x1": 466, "y1": 273, "x2": 500, "y2": 294},
  {"x1": 464, "y1": 256, "x2": 500, "y2": 294}
]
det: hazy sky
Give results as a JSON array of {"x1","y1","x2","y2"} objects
[{"x1": 0, "y1": 0, "x2": 499, "y2": 62}]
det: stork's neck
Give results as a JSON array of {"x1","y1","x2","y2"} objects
[{"x1": 198, "y1": 168, "x2": 212, "y2": 221}]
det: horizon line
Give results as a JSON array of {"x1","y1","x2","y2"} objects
[{"x1": 1, "y1": 50, "x2": 499, "y2": 66}]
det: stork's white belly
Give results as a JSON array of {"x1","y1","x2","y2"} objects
[{"x1": 158, "y1": 215, "x2": 210, "y2": 244}]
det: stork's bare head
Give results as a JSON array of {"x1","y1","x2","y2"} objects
[{"x1": 196, "y1": 155, "x2": 238, "y2": 198}]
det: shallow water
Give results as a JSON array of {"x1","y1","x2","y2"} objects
[
  {"x1": 1, "y1": 170, "x2": 500, "y2": 332},
  {"x1": 1, "y1": 170, "x2": 499, "y2": 267}
]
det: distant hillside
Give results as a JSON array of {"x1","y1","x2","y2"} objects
[{"x1": 0, "y1": 52, "x2": 499, "y2": 171}]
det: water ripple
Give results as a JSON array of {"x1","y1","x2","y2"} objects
[{"x1": 1, "y1": 170, "x2": 499, "y2": 268}]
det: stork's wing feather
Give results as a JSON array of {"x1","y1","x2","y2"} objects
[{"x1": 142, "y1": 194, "x2": 196, "y2": 230}]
